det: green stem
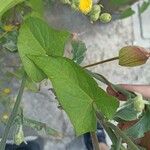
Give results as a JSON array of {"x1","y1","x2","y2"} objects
[
  {"x1": 83, "y1": 56, "x2": 119, "y2": 68},
  {"x1": 107, "y1": 122, "x2": 139, "y2": 150},
  {"x1": 96, "y1": 111, "x2": 126, "y2": 150},
  {"x1": 89, "y1": 71, "x2": 136, "y2": 98},
  {"x1": 90, "y1": 132, "x2": 100, "y2": 150},
  {"x1": 0, "y1": 32, "x2": 8, "y2": 39},
  {"x1": 95, "y1": 111, "x2": 117, "y2": 145},
  {"x1": 116, "y1": 138, "x2": 122, "y2": 150},
  {"x1": 0, "y1": 72, "x2": 27, "y2": 150}
]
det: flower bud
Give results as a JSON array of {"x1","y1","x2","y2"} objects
[
  {"x1": 133, "y1": 93, "x2": 145, "y2": 112},
  {"x1": 99, "y1": 13, "x2": 112, "y2": 23},
  {"x1": 119, "y1": 46, "x2": 150, "y2": 67},
  {"x1": 14, "y1": 125, "x2": 25, "y2": 145},
  {"x1": 90, "y1": 5, "x2": 101, "y2": 22},
  {"x1": 71, "y1": 0, "x2": 79, "y2": 10}
]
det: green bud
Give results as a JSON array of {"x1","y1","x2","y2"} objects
[
  {"x1": 100, "y1": 13, "x2": 112, "y2": 23},
  {"x1": 71, "y1": 0, "x2": 79, "y2": 10},
  {"x1": 119, "y1": 46, "x2": 150, "y2": 67},
  {"x1": 60, "y1": 0, "x2": 71, "y2": 4},
  {"x1": 134, "y1": 93, "x2": 145, "y2": 112},
  {"x1": 14, "y1": 125, "x2": 25, "y2": 145},
  {"x1": 90, "y1": 5, "x2": 101, "y2": 22}
]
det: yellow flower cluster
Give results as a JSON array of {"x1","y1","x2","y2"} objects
[
  {"x1": 79, "y1": 0, "x2": 92, "y2": 14},
  {"x1": 60, "y1": 0, "x2": 112, "y2": 23}
]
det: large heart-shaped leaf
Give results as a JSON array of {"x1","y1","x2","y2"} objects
[
  {"x1": 0, "y1": 0, "x2": 24, "y2": 18},
  {"x1": 27, "y1": 0, "x2": 44, "y2": 15},
  {"x1": 28, "y1": 55, "x2": 119, "y2": 135},
  {"x1": 17, "y1": 17, "x2": 70, "y2": 81}
]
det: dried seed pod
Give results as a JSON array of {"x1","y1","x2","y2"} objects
[
  {"x1": 99, "y1": 13, "x2": 112, "y2": 23},
  {"x1": 119, "y1": 46, "x2": 150, "y2": 67}
]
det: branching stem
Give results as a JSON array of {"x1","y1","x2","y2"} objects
[
  {"x1": 0, "y1": 72, "x2": 27, "y2": 150},
  {"x1": 90, "y1": 132, "x2": 100, "y2": 150},
  {"x1": 83, "y1": 56, "x2": 119, "y2": 68}
]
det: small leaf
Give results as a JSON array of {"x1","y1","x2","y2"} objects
[
  {"x1": 139, "y1": 1, "x2": 150, "y2": 14},
  {"x1": 28, "y1": 55, "x2": 119, "y2": 135},
  {"x1": 24, "y1": 117, "x2": 60, "y2": 137},
  {"x1": 119, "y1": 46, "x2": 150, "y2": 67},
  {"x1": 17, "y1": 16, "x2": 70, "y2": 81},
  {"x1": 72, "y1": 40, "x2": 87, "y2": 64},
  {"x1": 120, "y1": 7, "x2": 135, "y2": 19},
  {"x1": 114, "y1": 101, "x2": 139, "y2": 121},
  {"x1": 126, "y1": 107, "x2": 150, "y2": 138},
  {"x1": 0, "y1": 0, "x2": 24, "y2": 18}
]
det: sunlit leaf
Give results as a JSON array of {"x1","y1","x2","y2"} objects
[
  {"x1": 28, "y1": 55, "x2": 119, "y2": 135},
  {"x1": 17, "y1": 16, "x2": 70, "y2": 81}
]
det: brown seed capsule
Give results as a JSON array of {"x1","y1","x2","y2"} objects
[{"x1": 119, "y1": 46, "x2": 150, "y2": 67}]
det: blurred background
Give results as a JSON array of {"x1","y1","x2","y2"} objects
[{"x1": 0, "y1": 0, "x2": 150, "y2": 149}]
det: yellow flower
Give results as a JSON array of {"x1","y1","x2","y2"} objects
[
  {"x1": 1, "y1": 112, "x2": 9, "y2": 123},
  {"x1": 3, "y1": 88, "x2": 11, "y2": 94},
  {"x1": 79, "y1": 0, "x2": 92, "y2": 14},
  {"x1": 2, "y1": 113, "x2": 9, "y2": 120},
  {"x1": 3, "y1": 24, "x2": 15, "y2": 32}
]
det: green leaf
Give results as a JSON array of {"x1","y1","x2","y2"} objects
[
  {"x1": 0, "y1": 0, "x2": 24, "y2": 18},
  {"x1": 28, "y1": 55, "x2": 119, "y2": 135},
  {"x1": 24, "y1": 117, "x2": 61, "y2": 137},
  {"x1": 114, "y1": 101, "x2": 139, "y2": 121},
  {"x1": 27, "y1": 0, "x2": 44, "y2": 15},
  {"x1": 126, "y1": 107, "x2": 150, "y2": 138},
  {"x1": 120, "y1": 7, "x2": 135, "y2": 19},
  {"x1": 72, "y1": 40, "x2": 87, "y2": 64},
  {"x1": 139, "y1": 1, "x2": 150, "y2": 14},
  {"x1": 17, "y1": 16, "x2": 70, "y2": 81}
]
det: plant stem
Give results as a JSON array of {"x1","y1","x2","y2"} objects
[
  {"x1": 83, "y1": 56, "x2": 119, "y2": 68},
  {"x1": 90, "y1": 132, "x2": 100, "y2": 150},
  {"x1": 107, "y1": 122, "x2": 139, "y2": 150},
  {"x1": 116, "y1": 138, "x2": 122, "y2": 150},
  {"x1": 0, "y1": 32, "x2": 8, "y2": 39},
  {"x1": 95, "y1": 111, "x2": 117, "y2": 145},
  {"x1": 89, "y1": 71, "x2": 136, "y2": 98},
  {"x1": 0, "y1": 72, "x2": 27, "y2": 150}
]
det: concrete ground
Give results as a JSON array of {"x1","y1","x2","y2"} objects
[{"x1": 0, "y1": 0, "x2": 150, "y2": 150}]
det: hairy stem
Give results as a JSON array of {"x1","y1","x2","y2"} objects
[
  {"x1": 90, "y1": 132, "x2": 100, "y2": 150},
  {"x1": 83, "y1": 56, "x2": 119, "y2": 68},
  {"x1": 0, "y1": 72, "x2": 27, "y2": 150}
]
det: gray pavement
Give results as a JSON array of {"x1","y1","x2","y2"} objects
[{"x1": 0, "y1": 0, "x2": 150, "y2": 150}]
